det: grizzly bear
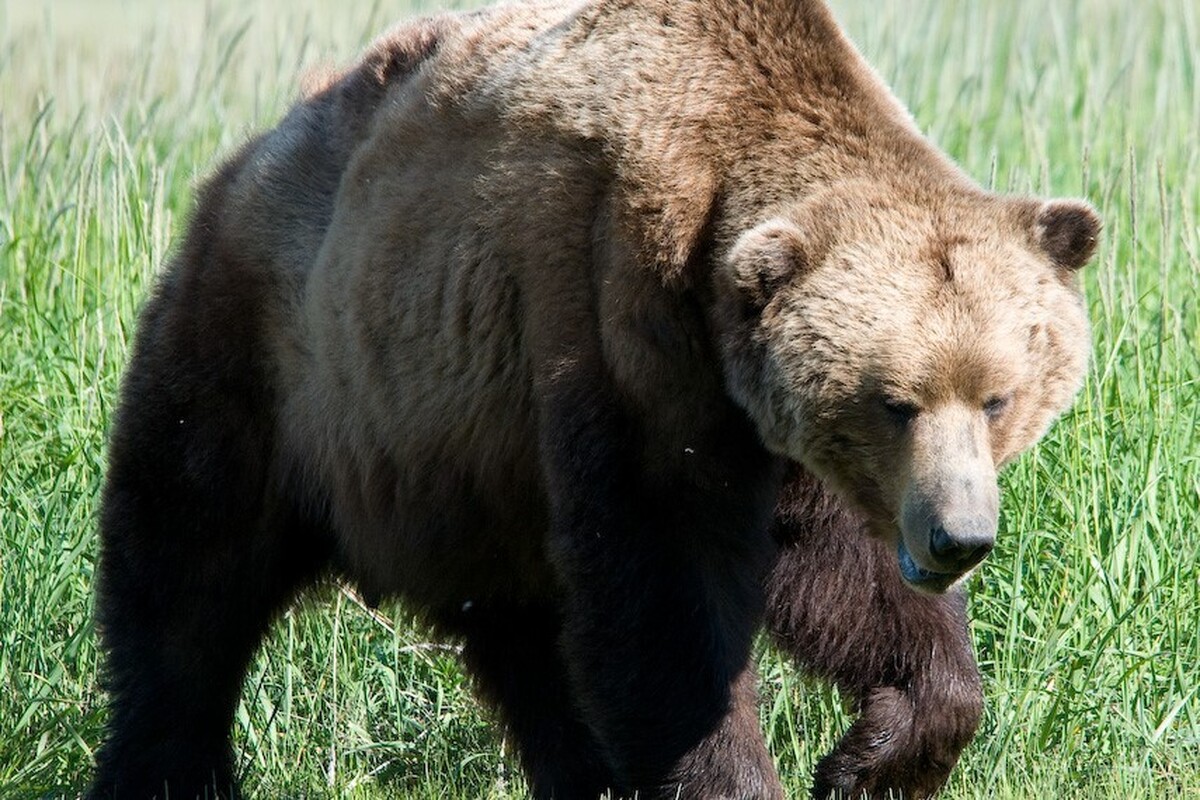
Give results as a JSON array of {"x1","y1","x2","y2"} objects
[{"x1": 87, "y1": 1, "x2": 1099, "y2": 798}]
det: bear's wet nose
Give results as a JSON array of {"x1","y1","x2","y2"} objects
[{"x1": 929, "y1": 525, "x2": 994, "y2": 572}]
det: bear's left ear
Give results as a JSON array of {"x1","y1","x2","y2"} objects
[
  {"x1": 1034, "y1": 199, "x2": 1102, "y2": 271},
  {"x1": 727, "y1": 218, "x2": 808, "y2": 308}
]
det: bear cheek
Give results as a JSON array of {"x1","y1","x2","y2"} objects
[
  {"x1": 807, "y1": 416, "x2": 908, "y2": 535},
  {"x1": 993, "y1": 389, "x2": 1060, "y2": 466},
  {"x1": 866, "y1": 450, "x2": 915, "y2": 535},
  {"x1": 737, "y1": 321, "x2": 826, "y2": 457},
  {"x1": 715, "y1": 330, "x2": 797, "y2": 458},
  {"x1": 1005, "y1": 316, "x2": 1090, "y2": 457},
  {"x1": 802, "y1": 454, "x2": 886, "y2": 529}
]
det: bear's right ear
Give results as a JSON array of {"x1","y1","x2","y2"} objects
[
  {"x1": 727, "y1": 219, "x2": 808, "y2": 308},
  {"x1": 1034, "y1": 199, "x2": 1102, "y2": 271}
]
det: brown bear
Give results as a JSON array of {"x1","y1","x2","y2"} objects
[{"x1": 87, "y1": 1, "x2": 1099, "y2": 799}]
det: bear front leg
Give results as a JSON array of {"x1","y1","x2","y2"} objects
[
  {"x1": 765, "y1": 467, "x2": 982, "y2": 799},
  {"x1": 537, "y1": 378, "x2": 786, "y2": 799}
]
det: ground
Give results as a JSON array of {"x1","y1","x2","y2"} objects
[{"x1": 0, "y1": 0, "x2": 1198, "y2": 797}]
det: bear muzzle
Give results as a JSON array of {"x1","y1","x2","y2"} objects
[
  {"x1": 890, "y1": 402, "x2": 1002, "y2": 593},
  {"x1": 897, "y1": 479, "x2": 999, "y2": 593}
]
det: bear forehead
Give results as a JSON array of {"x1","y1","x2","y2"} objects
[
  {"x1": 787, "y1": 235, "x2": 1066, "y2": 401},
  {"x1": 819, "y1": 229, "x2": 1052, "y2": 320},
  {"x1": 777, "y1": 185, "x2": 1060, "y2": 300}
]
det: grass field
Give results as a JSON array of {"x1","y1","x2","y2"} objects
[{"x1": 1, "y1": 0, "x2": 1198, "y2": 797}]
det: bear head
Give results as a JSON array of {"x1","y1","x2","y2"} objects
[{"x1": 713, "y1": 181, "x2": 1100, "y2": 593}]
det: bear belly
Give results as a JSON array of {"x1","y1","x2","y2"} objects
[
  {"x1": 323, "y1": 442, "x2": 554, "y2": 616},
  {"x1": 276, "y1": 238, "x2": 552, "y2": 613}
]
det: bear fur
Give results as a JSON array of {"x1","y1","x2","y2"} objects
[{"x1": 88, "y1": 1, "x2": 1099, "y2": 798}]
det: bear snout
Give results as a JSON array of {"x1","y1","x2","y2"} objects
[{"x1": 898, "y1": 479, "x2": 999, "y2": 590}]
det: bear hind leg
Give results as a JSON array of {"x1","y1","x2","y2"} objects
[
  {"x1": 456, "y1": 602, "x2": 615, "y2": 800},
  {"x1": 88, "y1": 393, "x2": 332, "y2": 798}
]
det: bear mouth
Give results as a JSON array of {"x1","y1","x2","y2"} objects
[{"x1": 897, "y1": 542, "x2": 962, "y2": 594}]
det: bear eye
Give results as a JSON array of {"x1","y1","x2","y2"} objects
[
  {"x1": 882, "y1": 398, "x2": 920, "y2": 426},
  {"x1": 983, "y1": 394, "x2": 1012, "y2": 420}
]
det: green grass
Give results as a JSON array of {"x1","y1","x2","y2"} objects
[{"x1": 1, "y1": 0, "x2": 1197, "y2": 797}]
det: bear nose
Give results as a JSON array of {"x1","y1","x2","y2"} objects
[{"x1": 929, "y1": 525, "x2": 994, "y2": 572}]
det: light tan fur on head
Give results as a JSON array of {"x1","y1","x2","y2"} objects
[{"x1": 715, "y1": 183, "x2": 1099, "y2": 590}]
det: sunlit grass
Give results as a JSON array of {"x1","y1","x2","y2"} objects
[{"x1": 1, "y1": 0, "x2": 1197, "y2": 797}]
